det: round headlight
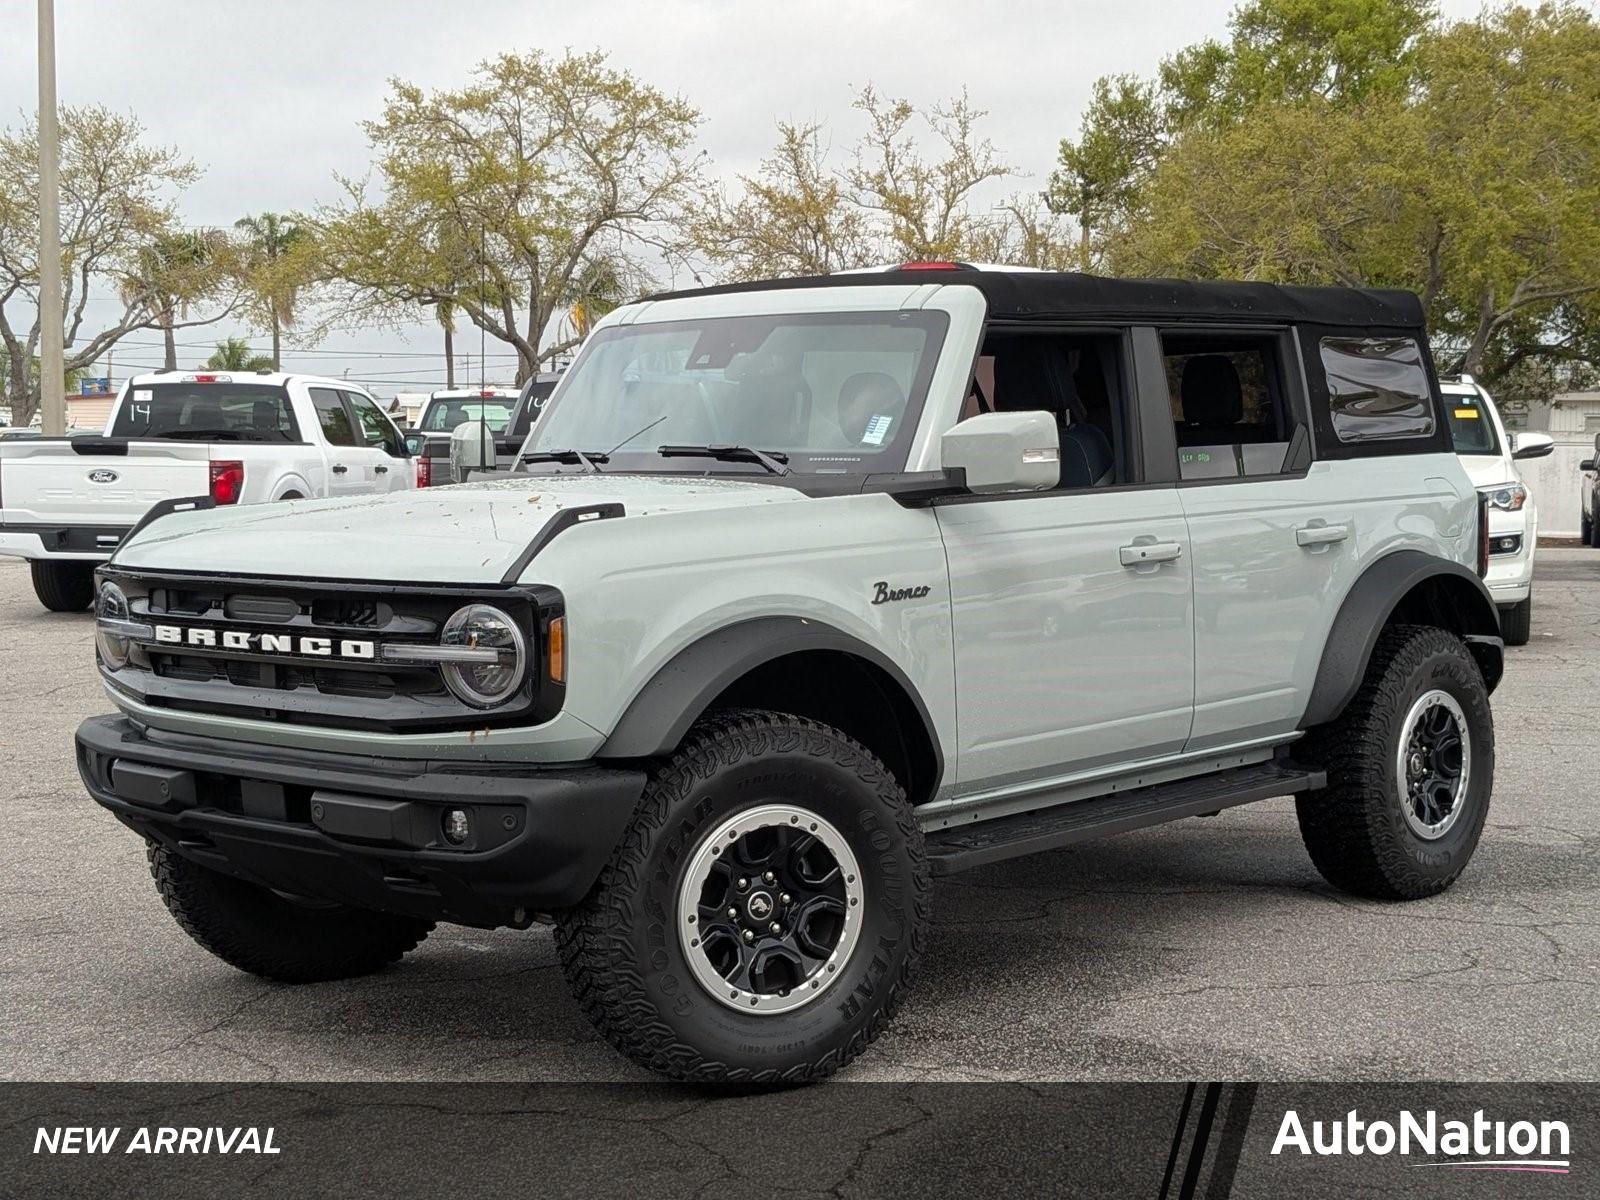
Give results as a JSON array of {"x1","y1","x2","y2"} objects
[
  {"x1": 439, "y1": 604, "x2": 526, "y2": 708},
  {"x1": 95, "y1": 581, "x2": 132, "y2": 670}
]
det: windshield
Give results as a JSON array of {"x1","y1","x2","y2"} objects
[
  {"x1": 523, "y1": 311, "x2": 949, "y2": 475},
  {"x1": 1444, "y1": 392, "x2": 1500, "y2": 455},
  {"x1": 420, "y1": 398, "x2": 516, "y2": 432},
  {"x1": 108, "y1": 383, "x2": 299, "y2": 442}
]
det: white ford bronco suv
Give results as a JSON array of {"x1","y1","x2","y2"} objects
[
  {"x1": 76, "y1": 266, "x2": 1502, "y2": 1082},
  {"x1": 0, "y1": 371, "x2": 414, "y2": 612}
]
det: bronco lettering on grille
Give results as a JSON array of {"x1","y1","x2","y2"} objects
[{"x1": 151, "y1": 624, "x2": 376, "y2": 659}]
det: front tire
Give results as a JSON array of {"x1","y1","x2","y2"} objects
[
  {"x1": 30, "y1": 560, "x2": 95, "y2": 612},
  {"x1": 1295, "y1": 625, "x2": 1494, "y2": 900},
  {"x1": 556, "y1": 710, "x2": 930, "y2": 1083},
  {"x1": 1499, "y1": 595, "x2": 1532, "y2": 647},
  {"x1": 147, "y1": 843, "x2": 433, "y2": 982}
]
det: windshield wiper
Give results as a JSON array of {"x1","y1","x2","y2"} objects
[
  {"x1": 657, "y1": 444, "x2": 791, "y2": 476},
  {"x1": 521, "y1": 448, "x2": 609, "y2": 473}
]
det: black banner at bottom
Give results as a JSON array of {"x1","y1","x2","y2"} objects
[{"x1": 5, "y1": 1082, "x2": 1591, "y2": 1198}]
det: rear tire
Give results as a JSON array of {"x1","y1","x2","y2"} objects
[
  {"x1": 1499, "y1": 595, "x2": 1532, "y2": 647},
  {"x1": 147, "y1": 843, "x2": 432, "y2": 983},
  {"x1": 1583, "y1": 510, "x2": 1593, "y2": 546},
  {"x1": 556, "y1": 709, "x2": 930, "y2": 1083},
  {"x1": 1591, "y1": 509, "x2": 1600, "y2": 548},
  {"x1": 1295, "y1": 625, "x2": 1493, "y2": 900},
  {"x1": 29, "y1": 560, "x2": 95, "y2": 612}
]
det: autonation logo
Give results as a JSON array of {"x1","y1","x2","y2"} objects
[{"x1": 1272, "y1": 1108, "x2": 1571, "y2": 1175}]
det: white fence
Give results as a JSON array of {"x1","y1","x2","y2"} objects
[
  {"x1": 1520, "y1": 443, "x2": 1589, "y2": 538},
  {"x1": 1518, "y1": 392, "x2": 1597, "y2": 539}
]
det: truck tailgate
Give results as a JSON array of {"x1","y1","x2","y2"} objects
[{"x1": 0, "y1": 440, "x2": 212, "y2": 526}]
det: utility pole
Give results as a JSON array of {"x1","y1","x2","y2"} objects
[{"x1": 37, "y1": 0, "x2": 65, "y2": 436}]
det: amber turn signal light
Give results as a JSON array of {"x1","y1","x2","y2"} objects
[{"x1": 548, "y1": 616, "x2": 566, "y2": 684}]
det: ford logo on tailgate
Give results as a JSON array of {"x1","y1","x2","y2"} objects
[{"x1": 87, "y1": 469, "x2": 119, "y2": 484}]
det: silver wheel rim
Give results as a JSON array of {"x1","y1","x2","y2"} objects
[
  {"x1": 1397, "y1": 689, "x2": 1471, "y2": 840},
  {"x1": 677, "y1": 804, "x2": 864, "y2": 1016}
]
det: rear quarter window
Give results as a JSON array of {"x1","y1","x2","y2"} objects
[{"x1": 1317, "y1": 336, "x2": 1435, "y2": 444}]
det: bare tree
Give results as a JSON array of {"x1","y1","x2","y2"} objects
[{"x1": 0, "y1": 107, "x2": 223, "y2": 425}]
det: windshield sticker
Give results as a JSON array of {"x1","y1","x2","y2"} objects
[
  {"x1": 1453, "y1": 408, "x2": 1480, "y2": 419},
  {"x1": 862, "y1": 414, "x2": 893, "y2": 446}
]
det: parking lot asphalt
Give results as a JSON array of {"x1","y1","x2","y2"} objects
[{"x1": 1, "y1": 551, "x2": 1595, "y2": 1084}]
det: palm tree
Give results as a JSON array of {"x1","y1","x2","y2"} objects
[
  {"x1": 204, "y1": 337, "x2": 275, "y2": 372},
  {"x1": 234, "y1": 213, "x2": 308, "y2": 370},
  {"x1": 566, "y1": 256, "x2": 632, "y2": 342},
  {"x1": 118, "y1": 231, "x2": 222, "y2": 370}
]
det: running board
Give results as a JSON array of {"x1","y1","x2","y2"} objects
[{"x1": 924, "y1": 760, "x2": 1324, "y2": 874}]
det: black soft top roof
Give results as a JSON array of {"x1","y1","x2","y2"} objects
[{"x1": 648, "y1": 269, "x2": 1425, "y2": 329}]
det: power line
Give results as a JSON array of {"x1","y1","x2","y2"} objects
[
  {"x1": 112, "y1": 338, "x2": 520, "y2": 359},
  {"x1": 96, "y1": 360, "x2": 515, "y2": 388}
]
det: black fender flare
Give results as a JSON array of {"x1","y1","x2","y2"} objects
[
  {"x1": 1300, "y1": 549, "x2": 1503, "y2": 729},
  {"x1": 598, "y1": 616, "x2": 944, "y2": 778}
]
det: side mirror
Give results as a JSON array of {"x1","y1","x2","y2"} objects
[
  {"x1": 448, "y1": 420, "x2": 494, "y2": 482},
  {"x1": 1511, "y1": 431, "x2": 1554, "y2": 461},
  {"x1": 941, "y1": 411, "x2": 1060, "y2": 494},
  {"x1": 1582, "y1": 458, "x2": 1597, "y2": 473}
]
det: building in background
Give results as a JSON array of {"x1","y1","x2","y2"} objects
[{"x1": 69, "y1": 376, "x2": 117, "y2": 432}]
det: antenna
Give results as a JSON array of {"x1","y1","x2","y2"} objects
[{"x1": 478, "y1": 225, "x2": 489, "y2": 473}]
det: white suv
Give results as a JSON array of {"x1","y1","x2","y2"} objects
[{"x1": 1440, "y1": 377, "x2": 1553, "y2": 644}]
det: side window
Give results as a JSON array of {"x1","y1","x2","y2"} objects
[
  {"x1": 1162, "y1": 333, "x2": 1300, "y2": 480},
  {"x1": 978, "y1": 332, "x2": 1127, "y2": 489},
  {"x1": 346, "y1": 391, "x2": 406, "y2": 456},
  {"x1": 309, "y1": 387, "x2": 358, "y2": 447},
  {"x1": 1318, "y1": 336, "x2": 1434, "y2": 444}
]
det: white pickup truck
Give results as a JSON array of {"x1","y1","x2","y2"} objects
[{"x1": 0, "y1": 371, "x2": 415, "y2": 611}]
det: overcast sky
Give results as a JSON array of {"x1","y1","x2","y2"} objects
[{"x1": 2, "y1": 0, "x2": 1485, "y2": 396}]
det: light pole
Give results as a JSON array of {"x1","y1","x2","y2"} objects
[{"x1": 36, "y1": 0, "x2": 65, "y2": 436}]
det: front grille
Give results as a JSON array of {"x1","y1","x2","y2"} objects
[
  {"x1": 149, "y1": 651, "x2": 440, "y2": 701},
  {"x1": 97, "y1": 567, "x2": 564, "y2": 733}
]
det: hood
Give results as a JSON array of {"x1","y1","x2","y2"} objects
[
  {"x1": 1457, "y1": 454, "x2": 1516, "y2": 490},
  {"x1": 113, "y1": 474, "x2": 806, "y2": 584}
]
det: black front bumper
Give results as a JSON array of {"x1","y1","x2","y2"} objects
[{"x1": 76, "y1": 715, "x2": 645, "y2": 927}]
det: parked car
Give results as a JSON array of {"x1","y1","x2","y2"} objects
[
  {"x1": 78, "y1": 265, "x2": 1502, "y2": 1083},
  {"x1": 407, "y1": 376, "x2": 560, "y2": 486},
  {"x1": 1440, "y1": 376, "x2": 1553, "y2": 644},
  {"x1": 0, "y1": 371, "x2": 415, "y2": 612},
  {"x1": 1581, "y1": 434, "x2": 1600, "y2": 547}
]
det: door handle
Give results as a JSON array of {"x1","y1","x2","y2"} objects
[
  {"x1": 1295, "y1": 523, "x2": 1349, "y2": 548},
  {"x1": 373, "y1": 464, "x2": 388, "y2": 474},
  {"x1": 1120, "y1": 540, "x2": 1183, "y2": 567},
  {"x1": 331, "y1": 463, "x2": 348, "y2": 474}
]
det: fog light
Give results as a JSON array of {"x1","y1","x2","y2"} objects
[{"x1": 442, "y1": 808, "x2": 471, "y2": 845}]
